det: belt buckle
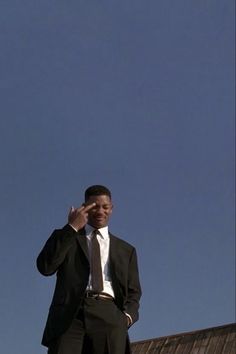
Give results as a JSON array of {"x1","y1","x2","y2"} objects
[{"x1": 85, "y1": 292, "x2": 98, "y2": 299}]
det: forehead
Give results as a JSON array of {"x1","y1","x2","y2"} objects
[{"x1": 86, "y1": 194, "x2": 112, "y2": 204}]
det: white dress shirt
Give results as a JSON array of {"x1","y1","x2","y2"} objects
[{"x1": 85, "y1": 224, "x2": 115, "y2": 297}]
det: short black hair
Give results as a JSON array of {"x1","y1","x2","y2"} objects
[{"x1": 84, "y1": 185, "x2": 112, "y2": 201}]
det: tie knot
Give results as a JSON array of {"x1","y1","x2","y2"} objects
[{"x1": 92, "y1": 229, "x2": 100, "y2": 238}]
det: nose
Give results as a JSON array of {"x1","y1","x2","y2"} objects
[{"x1": 95, "y1": 206, "x2": 104, "y2": 214}]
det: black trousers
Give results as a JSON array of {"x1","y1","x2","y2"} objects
[{"x1": 48, "y1": 298, "x2": 128, "y2": 354}]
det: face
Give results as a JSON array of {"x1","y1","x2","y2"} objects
[{"x1": 86, "y1": 195, "x2": 113, "y2": 229}]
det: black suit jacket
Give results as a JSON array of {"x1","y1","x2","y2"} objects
[{"x1": 37, "y1": 224, "x2": 141, "y2": 348}]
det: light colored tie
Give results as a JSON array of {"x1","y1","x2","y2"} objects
[{"x1": 91, "y1": 230, "x2": 103, "y2": 292}]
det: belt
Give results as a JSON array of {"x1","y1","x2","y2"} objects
[{"x1": 84, "y1": 292, "x2": 114, "y2": 301}]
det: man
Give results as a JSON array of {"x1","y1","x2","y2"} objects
[{"x1": 37, "y1": 185, "x2": 142, "y2": 354}]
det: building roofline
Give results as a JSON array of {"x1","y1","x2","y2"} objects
[{"x1": 132, "y1": 322, "x2": 236, "y2": 345}]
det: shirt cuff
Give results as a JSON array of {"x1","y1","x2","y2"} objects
[
  {"x1": 124, "y1": 312, "x2": 133, "y2": 326},
  {"x1": 68, "y1": 224, "x2": 78, "y2": 232}
]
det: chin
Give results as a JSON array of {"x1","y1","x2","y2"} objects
[
  {"x1": 92, "y1": 221, "x2": 106, "y2": 228},
  {"x1": 95, "y1": 223, "x2": 105, "y2": 228}
]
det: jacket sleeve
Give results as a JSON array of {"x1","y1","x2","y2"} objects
[
  {"x1": 124, "y1": 247, "x2": 142, "y2": 324},
  {"x1": 36, "y1": 224, "x2": 77, "y2": 276}
]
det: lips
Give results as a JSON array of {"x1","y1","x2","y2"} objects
[{"x1": 94, "y1": 217, "x2": 105, "y2": 221}]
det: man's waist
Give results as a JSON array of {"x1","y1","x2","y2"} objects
[
  {"x1": 84, "y1": 291, "x2": 114, "y2": 301},
  {"x1": 86, "y1": 280, "x2": 115, "y2": 298}
]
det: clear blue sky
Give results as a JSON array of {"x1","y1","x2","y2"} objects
[{"x1": 0, "y1": 1, "x2": 235, "y2": 353}]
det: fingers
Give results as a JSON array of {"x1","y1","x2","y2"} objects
[
  {"x1": 70, "y1": 202, "x2": 96, "y2": 214},
  {"x1": 83, "y1": 202, "x2": 96, "y2": 212},
  {"x1": 68, "y1": 202, "x2": 96, "y2": 231},
  {"x1": 68, "y1": 206, "x2": 74, "y2": 215},
  {"x1": 72, "y1": 205, "x2": 86, "y2": 213}
]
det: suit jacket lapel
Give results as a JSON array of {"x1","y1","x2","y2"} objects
[
  {"x1": 109, "y1": 233, "x2": 124, "y2": 305},
  {"x1": 109, "y1": 234, "x2": 122, "y2": 278},
  {"x1": 76, "y1": 228, "x2": 89, "y2": 260},
  {"x1": 109, "y1": 233, "x2": 116, "y2": 264}
]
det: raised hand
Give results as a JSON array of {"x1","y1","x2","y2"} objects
[{"x1": 68, "y1": 203, "x2": 96, "y2": 231}]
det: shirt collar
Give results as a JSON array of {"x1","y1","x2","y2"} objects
[{"x1": 85, "y1": 224, "x2": 109, "y2": 239}]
